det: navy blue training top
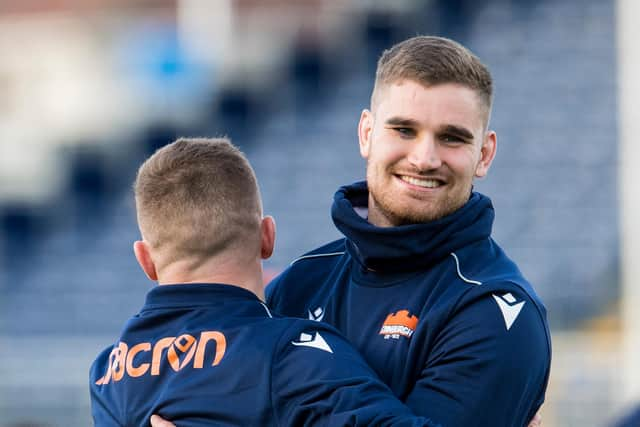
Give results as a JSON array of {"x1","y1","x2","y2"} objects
[
  {"x1": 267, "y1": 181, "x2": 552, "y2": 427},
  {"x1": 90, "y1": 283, "x2": 436, "y2": 426}
]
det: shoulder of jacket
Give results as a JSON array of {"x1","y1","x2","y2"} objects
[
  {"x1": 289, "y1": 238, "x2": 347, "y2": 267},
  {"x1": 445, "y1": 249, "x2": 548, "y2": 327}
]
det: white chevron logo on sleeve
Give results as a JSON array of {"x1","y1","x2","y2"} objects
[
  {"x1": 291, "y1": 332, "x2": 333, "y2": 353},
  {"x1": 308, "y1": 307, "x2": 325, "y2": 322},
  {"x1": 492, "y1": 293, "x2": 525, "y2": 331}
]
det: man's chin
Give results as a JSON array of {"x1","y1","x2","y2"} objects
[
  {"x1": 380, "y1": 207, "x2": 444, "y2": 226},
  {"x1": 395, "y1": 213, "x2": 444, "y2": 225},
  {"x1": 370, "y1": 191, "x2": 461, "y2": 226},
  {"x1": 384, "y1": 200, "x2": 465, "y2": 225}
]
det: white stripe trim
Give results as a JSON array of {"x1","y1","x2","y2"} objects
[
  {"x1": 290, "y1": 252, "x2": 345, "y2": 266},
  {"x1": 260, "y1": 302, "x2": 273, "y2": 318},
  {"x1": 450, "y1": 252, "x2": 482, "y2": 285}
]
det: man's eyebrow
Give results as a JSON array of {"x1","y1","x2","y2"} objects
[
  {"x1": 385, "y1": 117, "x2": 421, "y2": 127},
  {"x1": 440, "y1": 124, "x2": 474, "y2": 140},
  {"x1": 384, "y1": 118, "x2": 475, "y2": 139}
]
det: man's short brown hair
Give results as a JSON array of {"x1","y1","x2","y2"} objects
[
  {"x1": 372, "y1": 36, "x2": 493, "y2": 121},
  {"x1": 134, "y1": 137, "x2": 262, "y2": 266}
]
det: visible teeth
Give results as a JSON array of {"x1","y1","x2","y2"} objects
[{"x1": 400, "y1": 176, "x2": 441, "y2": 188}]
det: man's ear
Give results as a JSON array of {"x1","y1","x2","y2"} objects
[
  {"x1": 133, "y1": 240, "x2": 158, "y2": 281},
  {"x1": 475, "y1": 130, "x2": 497, "y2": 178},
  {"x1": 260, "y1": 216, "x2": 276, "y2": 260},
  {"x1": 358, "y1": 109, "x2": 374, "y2": 159}
]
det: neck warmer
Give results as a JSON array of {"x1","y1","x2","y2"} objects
[{"x1": 331, "y1": 181, "x2": 494, "y2": 272}]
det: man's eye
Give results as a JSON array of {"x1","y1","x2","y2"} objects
[
  {"x1": 441, "y1": 134, "x2": 464, "y2": 143},
  {"x1": 394, "y1": 127, "x2": 415, "y2": 137}
]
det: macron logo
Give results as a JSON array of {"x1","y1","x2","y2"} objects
[
  {"x1": 291, "y1": 332, "x2": 333, "y2": 353},
  {"x1": 492, "y1": 293, "x2": 525, "y2": 331},
  {"x1": 308, "y1": 307, "x2": 325, "y2": 322},
  {"x1": 95, "y1": 331, "x2": 227, "y2": 385}
]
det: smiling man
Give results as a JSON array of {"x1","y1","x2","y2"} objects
[
  {"x1": 361, "y1": 79, "x2": 495, "y2": 226},
  {"x1": 266, "y1": 36, "x2": 551, "y2": 426}
]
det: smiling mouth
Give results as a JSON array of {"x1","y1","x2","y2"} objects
[{"x1": 398, "y1": 175, "x2": 444, "y2": 188}]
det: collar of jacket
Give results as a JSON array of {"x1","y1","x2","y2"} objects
[
  {"x1": 143, "y1": 283, "x2": 260, "y2": 310},
  {"x1": 331, "y1": 181, "x2": 495, "y2": 273}
]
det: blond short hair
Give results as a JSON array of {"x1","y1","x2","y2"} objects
[
  {"x1": 134, "y1": 137, "x2": 262, "y2": 265},
  {"x1": 372, "y1": 36, "x2": 493, "y2": 122}
]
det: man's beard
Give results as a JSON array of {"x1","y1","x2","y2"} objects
[{"x1": 368, "y1": 179, "x2": 469, "y2": 226}]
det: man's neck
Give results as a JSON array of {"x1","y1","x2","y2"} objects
[{"x1": 157, "y1": 257, "x2": 265, "y2": 301}]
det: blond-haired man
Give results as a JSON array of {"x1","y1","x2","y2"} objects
[{"x1": 89, "y1": 138, "x2": 434, "y2": 426}]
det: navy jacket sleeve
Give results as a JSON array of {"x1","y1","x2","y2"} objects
[
  {"x1": 90, "y1": 347, "x2": 124, "y2": 427},
  {"x1": 271, "y1": 320, "x2": 437, "y2": 427},
  {"x1": 404, "y1": 289, "x2": 550, "y2": 427}
]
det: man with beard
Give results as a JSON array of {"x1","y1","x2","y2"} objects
[{"x1": 265, "y1": 36, "x2": 551, "y2": 427}]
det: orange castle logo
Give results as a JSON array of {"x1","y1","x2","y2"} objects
[
  {"x1": 95, "y1": 331, "x2": 226, "y2": 385},
  {"x1": 379, "y1": 310, "x2": 419, "y2": 339}
]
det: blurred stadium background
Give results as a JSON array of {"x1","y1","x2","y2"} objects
[{"x1": 0, "y1": 0, "x2": 637, "y2": 425}]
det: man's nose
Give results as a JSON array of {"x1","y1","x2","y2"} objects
[{"x1": 407, "y1": 136, "x2": 442, "y2": 171}]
